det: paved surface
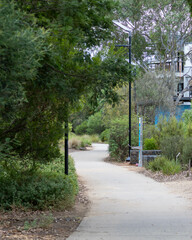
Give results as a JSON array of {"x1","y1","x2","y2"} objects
[{"x1": 68, "y1": 144, "x2": 192, "y2": 240}]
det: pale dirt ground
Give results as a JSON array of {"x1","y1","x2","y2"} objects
[
  {"x1": 0, "y1": 177, "x2": 90, "y2": 240},
  {"x1": 106, "y1": 159, "x2": 192, "y2": 208},
  {"x1": 164, "y1": 181, "x2": 192, "y2": 205}
]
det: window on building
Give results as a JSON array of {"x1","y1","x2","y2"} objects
[
  {"x1": 176, "y1": 52, "x2": 184, "y2": 73},
  {"x1": 177, "y1": 82, "x2": 184, "y2": 92},
  {"x1": 189, "y1": 86, "x2": 192, "y2": 98}
]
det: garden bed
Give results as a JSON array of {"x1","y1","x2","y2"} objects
[{"x1": 0, "y1": 178, "x2": 90, "y2": 240}]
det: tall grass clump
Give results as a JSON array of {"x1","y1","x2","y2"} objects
[
  {"x1": 68, "y1": 134, "x2": 100, "y2": 149},
  {"x1": 147, "y1": 156, "x2": 182, "y2": 175}
]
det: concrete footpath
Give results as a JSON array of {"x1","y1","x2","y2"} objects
[{"x1": 67, "y1": 144, "x2": 192, "y2": 240}]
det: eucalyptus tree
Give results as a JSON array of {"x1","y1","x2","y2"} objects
[
  {"x1": 120, "y1": 0, "x2": 192, "y2": 70},
  {"x1": 117, "y1": 0, "x2": 192, "y2": 120}
]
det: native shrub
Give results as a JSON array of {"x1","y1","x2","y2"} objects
[
  {"x1": 147, "y1": 156, "x2": 181, "y2": 175},
  {"x1": 108, "y1": 115, "x2": 139, "y2": 161},
  {"x1": 87, "y1": 112, "x2": 105, "y2": 135},
  {"x1": 152, "y1": 117, "x2": 184, "y2": 148},
  {"x1": 100, "y1": 129, "x2": 110, "y2": 142},
  {"x1": 160, "y1": 135, "x2": 184, "y2": 160},
  {"x1": 182, "y1": 137, "x2": 192, "y2": 165},
  {"x1": 75, "y1": 121, "x2": 88, "y2": 135},
  {"x1": 0, "y1": 156, "x2": 78, "y2": 210},
  {"x1": 144, "y1": 138, "x2": 158, "y2": 150}
]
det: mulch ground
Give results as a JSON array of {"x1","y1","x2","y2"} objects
[{"x1": 0, "y1": 178, "x2": 90, "y2": 240}]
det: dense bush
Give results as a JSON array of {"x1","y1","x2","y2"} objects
[
  {"x1": 144, "y1": 138, "x2": 158, "y2": 150},
  {"x1": 185, "y1": 123, "x2": 192, "y2": 137},
  {"x1": 152, "y1": 117, "x2": 184, "y2": 148},
  {"x1": 108, "y1": 115, "x2": 139, "y2": 161},
  {"x1": 182, "y1": 109, "x2": 192, "y2": 125},
  {"x1": 182, "y1": 137, "x2": 192, "y2": 165},
  {"x1": 74, "y1": 121, "x2": 88, "y2": 135},
  {"x1": 89, "y1": 134, "x2": 100, "y2": 143},
  {"x1": 74, "y1": 111, "x2": 105, "y2": 135},
  {"x1": 147, "y1": 156, "x2": 181, "y2": 175},
  {"x1": 160, "y1": 136, "x2": 184, "y2": 160},
  {"x1": 87, "y1": 112, "x2": 105, "y2": 135},
  {"x1": 100, "y1": 129, "x2": 110, "y2": 142},
  {"x1": 0, "y1": 157, "x2": 78, "y2": 210}
]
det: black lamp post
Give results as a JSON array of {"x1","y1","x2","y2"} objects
[
  {"x1": 128, "y1": 33, "x2": 132, "y2": 158},
  {"x1": 65, "y1": 120, "x2": 69, "y2": 175},
  {"x1": 113, "y1": 21, "x2": 132, "y2": 159}
]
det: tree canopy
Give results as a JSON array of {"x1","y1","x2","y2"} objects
[{"x1": 0, "y1": 0, "x2": 131, "y2": 163}]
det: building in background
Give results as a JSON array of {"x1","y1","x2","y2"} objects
[{"x1": 149, "y1": 42, "x2": 192, "y2": 123}]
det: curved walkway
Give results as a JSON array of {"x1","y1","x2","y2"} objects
[{"x1": 68, "y1": 144, "x2": 192, "y2": 240}]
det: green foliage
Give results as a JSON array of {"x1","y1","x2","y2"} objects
[
  {"x1": 182, "y1": 138, "x2": 192, "y2": 164},
  {"x1": 150, "y1": 117, "x2": 185, "y2": 161},
  {"x1": 108, "y1": 115, "x2": 139, "y2": 161},
  {"x1": 24, "y1": 220, "x2": 38, "y2": 231},
  {"x1": 152, "y1": 117, "x2": 184, "y2": 148},
  {"x1": 75, "y1": 121, "x2": 88, "y2": 135},
  {"x1": 69, "y1": 134, "x2": 92, "y2": 149},
  {"x1": 147, "y1": 156, "x2": 182, "y2": 175},
  {"x1": 80, "y1": 137, "x2": 92, "y2": 148},
  {"x1": 187, "y1": 0, "x2": 192, "y2": 15},
  {"x1": 182, "y1": 109, "x2": 192, "y2": 125},
  {"x1": 0, "y1": 1, "x2": 47, "y2": 122},
  {"x1": 0, "y1": 0, "x2": 131, "y2": 166},
  {"x1": 0, "y1": 156, "x2": 78, "y2": 210},
  {"x1": 100, "y1": 129, "x2": 110, "y2": 142},
  {"x1": 121, "y1": 0, "x2": 191, "y2": 66},
  {"x1": 87, "y1": 111, "x2": 105, "y2": 135},
  {"x1": 89, "y1": 134, "x2": 100, "y2": 143},
  {"x1": 160, "y1": 136, "x2": 184, "y2": 160},
  {"x1": 144, "y1": 138, "x2": 158, "y2": 150},
  {"x1": 135, "y1": 71, "x2": 176, "y2": 121},
  {"x1": 23, "y1": 213, "x2": 54, "y2": 230}
]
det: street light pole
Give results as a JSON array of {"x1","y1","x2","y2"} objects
[
  {"x1": 65, "y1": 120, "x2": 69, "y2": 175},
  {"x1": 128, "y1": 33, "x2": 132, "y2": 157},
  {"x1": 113, "y1": 20, "x2": 132, "y2": 159}
]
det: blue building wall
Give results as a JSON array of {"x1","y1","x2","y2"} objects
[{"x1": 155, "y1": 105, "x2": 191, "y2": 125}]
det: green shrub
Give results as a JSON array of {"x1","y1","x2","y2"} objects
[
  {"x1": 0, "y1": 156, "x2": 78, "y2": 210},
  {"x1": 147, "y1": 156, "x2": 166, "y2": 172},
  {"x1": 147, "y1": 156, "x2": 181, "y2": 175},
  {"x1": 182, "y1": 109, "x2": 192, "y2": 125},
  {"x1": 74, "y1": 121, "x2": 88, "y2": 135},
  {"x1": 182, "y1": 109, "x2": 192, "y2": 137},
  {"x1": 152, "y1": 117, "x2": 184, "y2": 148},
  {"x1": 184, "y1": 123, "x2": 192, "y2": 137},
  {"x1": 161, "y1": 160, "x2": 182, "y2": 175},
  {"x1": 144, "y1": 138, "x2": 158, "y2": 150},
  {"x1": 100, "y1": 129, "x2": 110, "y2": 142},
  {"x1": 143, "y1": 124, "x2": 155, "y2": 139},
  {"x1": 160, "y1": 136, "x2": 184, "y2": 160},
  {"x1": 89, "y1": 134, "x2": 100, "y2": 143},
  {"x1": 108, "y1": 115, "x2": 139, "y2": 161},
  {"x1": 80, "y1": 136, "x2": 92, "y2": 148},
  {"x1": 87, "y1": 111, "x2": 105, "y2": 135},
  {"x1": 182, "y1": 138, "x2": 192, "y2": 165},
  {"x1": 69, "y1": 134, "x2": 92, "y2": 149}
]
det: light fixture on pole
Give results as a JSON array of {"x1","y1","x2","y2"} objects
[{"x1": 113, "y1": 20, "x2": 132, "y2": 160}]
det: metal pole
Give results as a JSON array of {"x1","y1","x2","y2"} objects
[
  {"x1": 65, "y1": 120, "x2": 69, "y2": 175},
  {"x1": 129, "y1": 34, "x2": 132, "y2": 157},
  {"x1": 138, "y1": 117, "x2": 143, "y2": 167}
]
